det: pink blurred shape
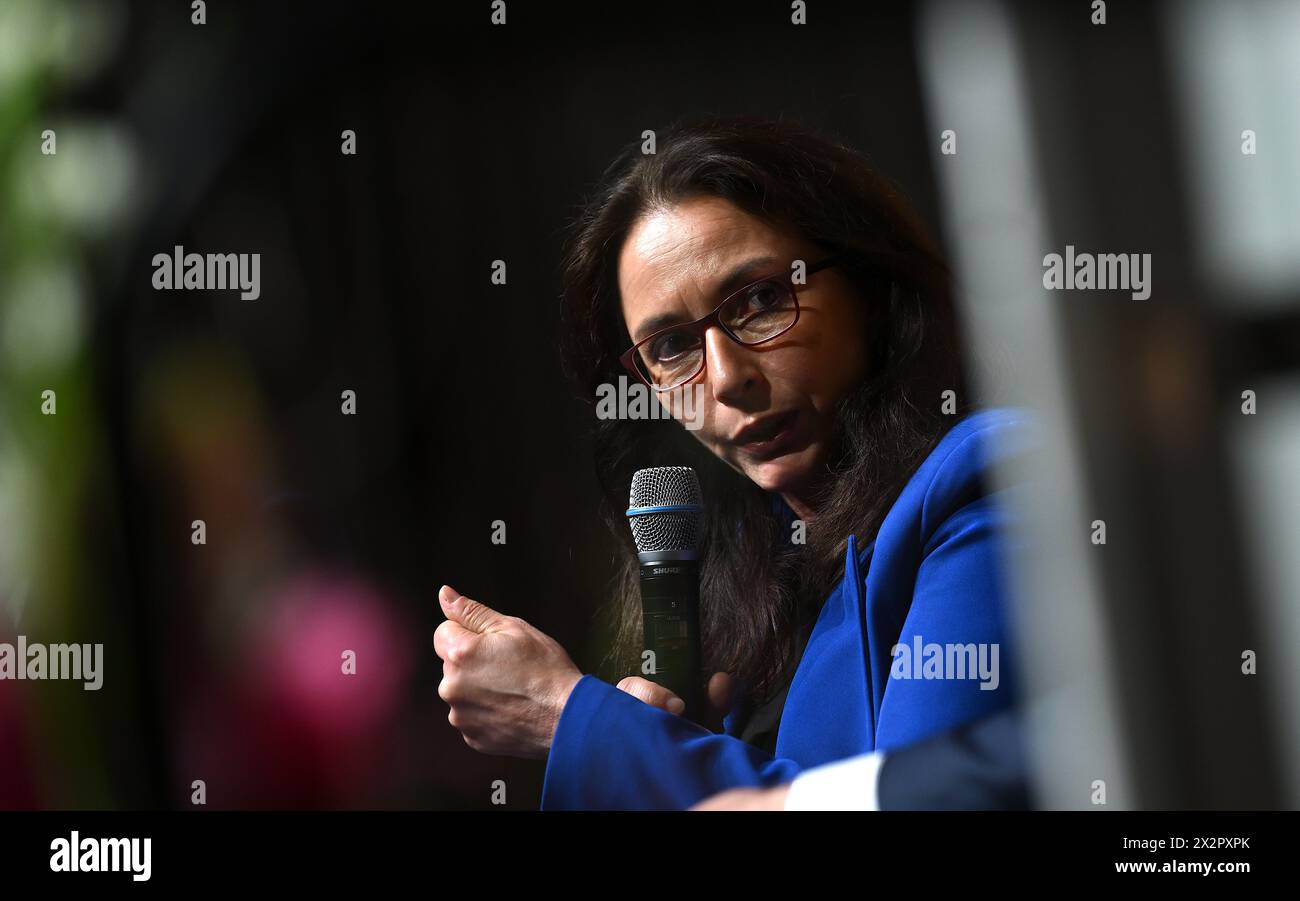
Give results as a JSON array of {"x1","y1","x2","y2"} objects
[{"x1": 177, "y1": 569, "x2": 415, "y2": 808}]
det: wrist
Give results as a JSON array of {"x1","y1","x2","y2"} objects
[{"x1": 540, "y1": 671, "x2": 583, "y2": 757}]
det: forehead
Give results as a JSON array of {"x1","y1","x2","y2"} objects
[{"x1": 617, "y1": 196, "x2": 796, "y2": 319}]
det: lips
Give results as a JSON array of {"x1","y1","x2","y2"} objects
[{"x1": 732, "y1": 410, "x2": 799, "y2": 448}]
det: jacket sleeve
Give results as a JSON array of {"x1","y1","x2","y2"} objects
[
  {"x1": 540, "y1": 674, "x2": 803, "y2": 810},
  {"x1": 878, "y1": 705, "x2": 1032, "y2": 809}
]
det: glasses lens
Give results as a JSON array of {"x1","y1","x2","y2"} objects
[
  {"x1": 721, "y1": 279, "x2": 796, "y2": 344},
  {"x1": 636, "y1": 327, "x2": 703, "y2": 390}
]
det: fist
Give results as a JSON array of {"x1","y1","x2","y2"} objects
[{"x1": 434, "y1": 585, "x2": 582, "y2": 760}]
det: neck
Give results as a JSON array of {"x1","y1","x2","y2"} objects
[
  {"x1": 777, "y1": 460, "x2": 837, "y2": 525},
  {"x1": 779, "y1": 489, "x2": 819, "y2": 526}
]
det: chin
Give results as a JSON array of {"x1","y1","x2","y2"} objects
[{"x1": 742, "y1": 447, "x2": 819, "y2": 496}]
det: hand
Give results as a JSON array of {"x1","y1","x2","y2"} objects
[
  {"x1": 618, "y1": 673, "x2": 792, "y2": 809},
  {"x1": 434, "y1": 584, "x2": 582, "y2": 760},
  {"x1": 689, "y1": 784, "x2": 792, "y2": 811},
  {"x1": 615, "y1": 671, "x2": 736, "y2": 732}
]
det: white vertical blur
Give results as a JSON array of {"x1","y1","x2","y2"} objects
[
  {"x1": 1167, "y1": 0, "x2": 1300, "y2": 309},
  {"x1": 1230, "y1": 382, "x2": 1300, "y2": 805},
  {"x1": 916, "y1": 0, "x2": 1134, "y2": 809}
]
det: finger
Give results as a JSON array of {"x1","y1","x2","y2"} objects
[
  {"x1": 616, "y1": 676, "x2": 685, "y2": 714},
  {"x1": 689, "y1": 787, "x2": 778, "y2": 811},
  {"x1": 707, "y1": 672, "x2": 736, "y2": 716},
  {"x1": 439, "y1": 585, "x2": 506, "y2": 634},
  {"x1": 688, "y1": 789, "x2": 744, "y2": 811},
  {"x1": 433, "y1": 618, "x2": 477, "y2": 663}
]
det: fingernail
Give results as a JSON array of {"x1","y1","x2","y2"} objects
[{"x1": 667, "y1": 698, "x2": 685, "y2": 714}]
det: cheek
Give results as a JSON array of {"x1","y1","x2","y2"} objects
[
  {"x1": 695, "y1": 402, "x2": 729, "y2": 448},
  {"x1": 656, "y1": 388, "x2": 726, "y2": 447},
  {"x1": 804, "y1": 319, "x2": 868, "y2": 402},
  {"x1": 831, "y1": 337, "x2": 868, "y2": 396},
  {"x1": 770, "y1": 341, "x2": 861, "y2": 409}
]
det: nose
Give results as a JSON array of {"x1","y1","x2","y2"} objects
[{"x1": 702, "y1": 326, "x2": 764, "y2": 407}]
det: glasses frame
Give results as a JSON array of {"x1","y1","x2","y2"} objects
[{"x1": 618, "y1": 254, "x2": 843, "y2": 392}]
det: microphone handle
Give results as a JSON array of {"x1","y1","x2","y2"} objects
[{"x1": 638, "y1": 558, "x2": 705, "y2": 725}]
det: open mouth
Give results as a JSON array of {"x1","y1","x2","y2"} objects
[{"x1": 734, "y1": 410, "x2": 800, "y2": 456}]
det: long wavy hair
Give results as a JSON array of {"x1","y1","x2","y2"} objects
[{"x1": 558, "y1": 115, "x2": 974, "y2": 701}]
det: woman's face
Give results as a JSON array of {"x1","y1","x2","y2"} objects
[{"x1": 618, "y1": 195, "x2": 872, "y2": 509}]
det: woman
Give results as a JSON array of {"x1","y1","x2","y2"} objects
[{"x1": 434, "y1": 115, "x2": 1031, "y2": 809}]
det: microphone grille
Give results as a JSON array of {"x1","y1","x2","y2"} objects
[{"x1": 627, "y1": 466, "x2": 703, "y2": 554}]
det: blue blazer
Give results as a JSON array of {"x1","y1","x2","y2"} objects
[{"x1": 541, "y1": 406, "x2": 1036, "y2": 810}]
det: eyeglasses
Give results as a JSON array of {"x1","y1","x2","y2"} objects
[{"x1": 619, "y1": 255, "x2": 843, "y2": 392}]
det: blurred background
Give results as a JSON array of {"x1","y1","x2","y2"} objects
[{"x1": 0, "y1": 0, "x2": 1296, "y2": 809}]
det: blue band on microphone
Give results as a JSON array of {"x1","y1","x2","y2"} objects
[{"x1": 625, "y1": 503, "x2": 703, "y2": 517}]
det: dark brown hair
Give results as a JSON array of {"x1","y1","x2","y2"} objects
[{"x1": 559, "y1": 115, "x2": 973, "y2": 701}]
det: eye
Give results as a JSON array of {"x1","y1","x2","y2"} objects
[
  {"x1": 648, "y1": 328, "x2": 700, "y2": 363},
  {"x1": 731, "y1": 279, "x2": 785, "y2": 321}
]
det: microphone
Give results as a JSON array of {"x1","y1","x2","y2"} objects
[{"x1": 626, "y1": 466, "x2": 706, "y2": 725}]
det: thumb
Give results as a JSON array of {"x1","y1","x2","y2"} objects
[
  {"x1": 707, "y1": 672, "x2": 736, "y2": 718},
  {"x1": 616, "y1": 676, "x2": 686, "y2": 715},
  {"x1": 438, "y1": 584, "x2": 505, "y2": 634}
]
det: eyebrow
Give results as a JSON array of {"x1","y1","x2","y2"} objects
[{"x1": 630, "y1": 255, "x2": 781, "y2": 342}]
